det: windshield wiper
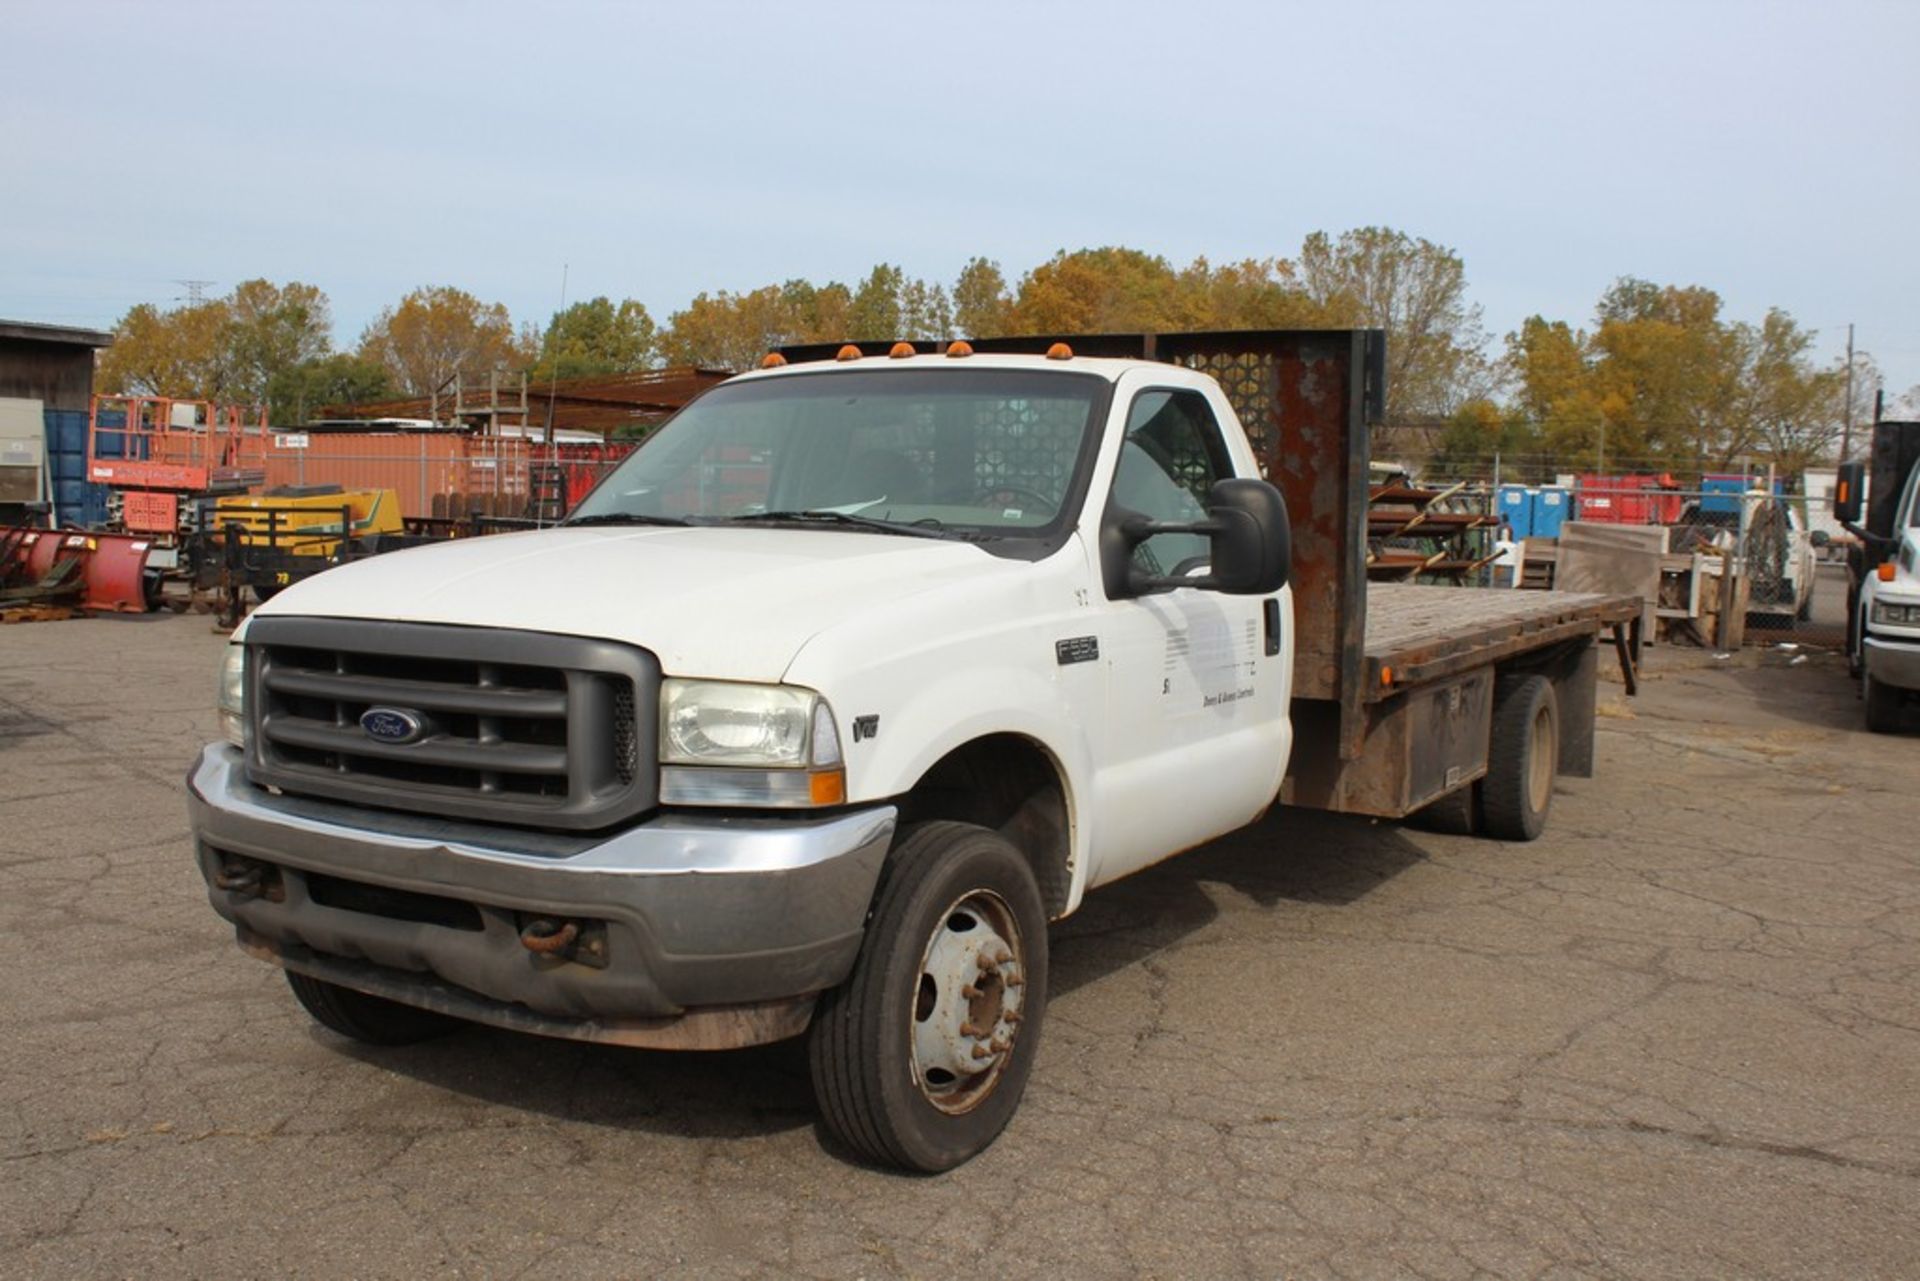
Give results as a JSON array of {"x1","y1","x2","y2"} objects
[
  {"x1": 726, "y1": 510, "x2": 956, "y2": 539},
  {"x1": 564, "y1": 512, "x2": 695, "y2": 527}
]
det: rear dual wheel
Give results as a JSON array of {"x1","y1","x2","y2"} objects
[
  {"x1": 1409, "y1": 673, "x2": 1559, "y2": 841},
  {"x1": 808, "y1": 821, "x2": 1048, "y2": 1173},
  {"x1": 1481, "y1": 674, "x2": 1559, "y2": 841}
]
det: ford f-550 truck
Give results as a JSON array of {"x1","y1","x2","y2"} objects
[{"x1": 188, "y1": 330, "x2": 1637, "y2": 1171}]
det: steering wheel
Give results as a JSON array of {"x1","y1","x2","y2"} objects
[{"x1": 974, "y1": 483, "x2": 1053, "y2": 511}]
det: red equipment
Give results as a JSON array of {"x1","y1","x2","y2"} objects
[{"x1": 1574, "y1": 473, "x2": 1684, "y2": 526}]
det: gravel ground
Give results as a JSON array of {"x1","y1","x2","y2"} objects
[{"x1": 2, "y1": 612, "x2": 1916, "y2": 1279}]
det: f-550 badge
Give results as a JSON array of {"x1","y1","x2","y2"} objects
[{"x1": 1055, "y1": 636, "x2": 1099, "y2": 665}]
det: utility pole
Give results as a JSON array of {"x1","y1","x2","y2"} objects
[{"x1": 1841, "y1": 323, "x2": 1855, "y2": 461}]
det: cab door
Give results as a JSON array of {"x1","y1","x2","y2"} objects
[{"x1": 1086, "y1": 385, "x2": 1289, "y2": 886}]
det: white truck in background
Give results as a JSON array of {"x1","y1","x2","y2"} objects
[
  {"x1": 1835, "y1": 421, "x2": 1920, "y2": 732},
  {"x1": 187, "y1": 330, "x2": 1635, "y2": 1170}
]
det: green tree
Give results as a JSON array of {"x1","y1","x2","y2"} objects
[
  {"x1": 848, "y1": 264, "x2": 906, "y2": 340},
  {"x1": 952, "y1": 257, "x2": 1011, "y2": 337},
  {"x1": 779, "y1": 278, "x2": 853, "y2": 345},
  {"x1": 1428, "y1": 399, "x2": 1547, "y2": 483},
  {"x1": 266, "y1": 354, "x2": 395, "y2": 423},
  {"x1": 533, "y1": 297, "x2": 657, "y2": 381},
  {"x1": 899, "y1": 277, "x2": 954, "y2": 342},
  {"x1": 224, "y1": 279, "x2": 331, "y2": 401},
  {"x1": 357, "y1": 285, "x2": 530, "y2": 397}
]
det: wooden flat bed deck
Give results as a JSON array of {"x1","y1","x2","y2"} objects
[{"x1": 1362, "y1": 583, "x2": 1641, "y2": 698}]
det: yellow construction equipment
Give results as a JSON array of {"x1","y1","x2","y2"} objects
[{"x1": 209, "y1": 488, "x2": 403, "y2": 558}]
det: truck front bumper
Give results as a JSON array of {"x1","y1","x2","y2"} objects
[
  {"x1": 186, "y1": 744, "x2": 894, "y2": 1049},
  {"x1": 1864, "y1": 634, "x2": 1920, "y2": 691}
]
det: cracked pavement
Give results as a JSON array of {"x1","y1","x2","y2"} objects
[{"x1": 2, "y1": 614, "x2": 1916, "y2": 1278}]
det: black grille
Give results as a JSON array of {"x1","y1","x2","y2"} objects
[{"x1": 244, "y1": 618, "x2": 659, "y2": 831}]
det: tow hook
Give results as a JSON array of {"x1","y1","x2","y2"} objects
[
  {"x1": 518, "y1": 916, "x2": 609, "y2": 970},
  {"x1": 214, "y1": 855, "x2": 283, "y2": 902},
  {"x1": 519, "y1": 918, "x2": 579, "y2": 954}
]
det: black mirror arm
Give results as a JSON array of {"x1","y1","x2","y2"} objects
[{"x1": 1119, "y1": 514, "x2": 1237, "y2": 594}]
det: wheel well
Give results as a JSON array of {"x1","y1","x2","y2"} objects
[{"x1": 896, "y1": 735, "x2": 1072, "y2": 918}]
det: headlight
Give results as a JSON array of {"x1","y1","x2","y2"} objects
[
  {"x1": 659, "y1": 679, "x2": 845, "y2": 807},
  {"x1": 1871, "y1": 599, "x2": 1920, "y2": 626},
  {"x1": 216, "y1": 643, "x2": 246, "y2": 747}
]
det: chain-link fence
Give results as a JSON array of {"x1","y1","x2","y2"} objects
[{"x1": 1489, "y1": 480, "x2": 1846, "y2": 649}]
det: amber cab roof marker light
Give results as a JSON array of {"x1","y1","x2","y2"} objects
[
  {"x1": 888, "y1": 341, "x2": 916, "y2": 359},
  {"x1": 836, "y1": 344, "x2": 863, "y2": 362},
  {"x1": 946, "y1": 340, "x2": 974, "y2": 358},
  {"x1": 759, "y1": 353, "x2": 787, "y2": 369},
  {"x1": 1045, "y1": 342, "x2": 1073, "y2": 360}
]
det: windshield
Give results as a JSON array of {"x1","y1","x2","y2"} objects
[{"x1": 569, "y1": 368, "x2": 1110, "y2": 544}]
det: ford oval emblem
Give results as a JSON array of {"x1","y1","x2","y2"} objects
[{"x1": 360, "y1": 707, "x2": 426, "y2": 744}]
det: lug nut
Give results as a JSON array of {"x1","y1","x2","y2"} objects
[
  {"x1": 971, "y1": 1044, "x2": 993, "y2": 1060},
  {"x1": 961, "y1": 1022, "x2": 981, "y2": 1037},
  {"x1": 961, "y1": 984, "x2": 981, "y2": 999}
]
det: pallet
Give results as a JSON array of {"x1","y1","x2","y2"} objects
[{"x1": 1, "y1": 605, "x2": 79, "y2": 624}]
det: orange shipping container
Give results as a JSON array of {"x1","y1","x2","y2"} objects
[{"x1": 263, "y1": 433, "x2": 533, "y2": 521}]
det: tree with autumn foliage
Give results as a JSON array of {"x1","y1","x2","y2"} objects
[
  {"x1": 97, "y1": 279, "x2": 331, "y2": 404},
  {"x1": 1296, "y1": 227, "x2": 1492, "y2": 421},
  {"x1": 357, "y1": 285, "x2": 532, "y2": 398},
  {"x1": 1498, "y1": 278, "x2": 1849, "y2": 475}
]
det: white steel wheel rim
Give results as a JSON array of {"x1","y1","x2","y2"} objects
[
  {"x1": 1527, "y1": 703, "x2": 1555, "y2": 815},
  {"x1": 909, "y1": 889, "x2": 1025, "y2": 1115}
]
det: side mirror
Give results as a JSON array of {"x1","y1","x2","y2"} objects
[
  {"x1": 1833, "y1": 460, "x2": 1865, "y2": 525},
  {"x1": 1102, "y1": 477, "x2": 1291, "y2": 599}
]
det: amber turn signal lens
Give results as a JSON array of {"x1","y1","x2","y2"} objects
[
  {"x1": 809, "y1": 769, "x2": 847, "y2": 806},
  {"x1": 1879, "y1": 562, "x2": 1898, "y2": 582}
]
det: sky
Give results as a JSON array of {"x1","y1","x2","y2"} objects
[{"x1": 6, "y1": 0, "x2": 1919, "y2": 396}]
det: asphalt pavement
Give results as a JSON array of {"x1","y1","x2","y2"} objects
[{"x1": 2, "y1": 613, "x2": 1916, "y2": 1279}]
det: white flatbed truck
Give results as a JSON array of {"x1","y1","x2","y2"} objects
[{"x1": 187, "y1": 329, "x2": 1637, "y2": 1170}]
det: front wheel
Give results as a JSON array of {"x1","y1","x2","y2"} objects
[
  {"x1": 285, "y1": 971, "x2": 464, "y2": 1045},
  {"x1": 808, "y1": 821, "x2": 1049, "y2": 1173},
  {"x1": 1865, "y1": 674, "x2": 1903, "y2": 734}
]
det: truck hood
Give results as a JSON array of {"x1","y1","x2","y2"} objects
[{"x1": 253, "y1": 526, "x2": 1014, "y2": 680}]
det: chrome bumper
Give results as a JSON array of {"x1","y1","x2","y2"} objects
[
  {"x1": 186, "y1": 744, "x2": 894, "y2": 1042},
  {"x1": 1864, "y1": 635, "x2": 1920, "y2": 691}
]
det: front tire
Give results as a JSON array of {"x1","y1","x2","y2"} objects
[
  {"x1": 808, "y1": 821, "x2": 1049, "y2": 1173},
  {"x1": 1481, "y1": 673, "x2": 1559, "y2": 841},
  {"x1": 285, "y1": 971, "x2": 463, "y2": 1045},
  {"x1": 1865, "y1": 674, "x2": 1903, "y2": 734}
]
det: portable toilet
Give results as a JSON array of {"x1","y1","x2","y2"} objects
[
  {"x1": 1496, "y1": 485, "x2": 1533, "y2": 538},
  {"x1": 1533, "y1": 486, "x2": 1570, "y2": 539}
]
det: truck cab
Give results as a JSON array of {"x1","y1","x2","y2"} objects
[
  {"x1": 189, "y1": 343, "x2": 1293, "y2": 1171},
  {"x1": 1848, "y1": 445, "x2": 1920, "y2": 730}
]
